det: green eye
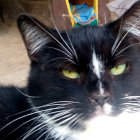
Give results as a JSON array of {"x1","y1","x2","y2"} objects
[
  {"x1": 62, "y1": 69, "x2": 80, "y2": 79},
  {"x1": 111, "y1": 64, "x2": 127, "y2": 75}
]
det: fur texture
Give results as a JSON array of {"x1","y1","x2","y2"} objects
[{"x1": 1, "y1": 1, "x2": 140, "y2": 140}]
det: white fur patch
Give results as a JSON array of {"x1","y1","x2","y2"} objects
[
  {"x1": 80, "y1": 112, "x2": 140, "y2": 140},
  {"x1": 41, "y1": 111, "x2": 140, "y2": 140},
  {"x1": 103, "y1": 103, "x2": 112, "y2": 115},
  {"x1": 92, "y1": 52, "x2": 104, "y2": 79},
  {"x1": 99, "y1": 81, "x2": 104, "y2": 95},
  {"x1": 41, "y1": 113, "x2": 78, "y2": 140},
  {"x1": 22, "y1": 23, "x2": 48, "y2": 54},
  {"x1": 39, "y1": 104, "x2": 113, "y2": 140},
  {"x1": 91, "y1": 51, "x2": 104, "y2": 95}
]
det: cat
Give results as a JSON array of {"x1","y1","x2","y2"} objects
[{"x1": 0, "y1": 1, "x2": 140, "y2": 140}]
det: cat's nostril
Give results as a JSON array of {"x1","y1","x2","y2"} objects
[
  {"x1": 89, "y1": 95, "x2": 111, "y2": 107},
  {"x1": 96, "y1": 97, "x2": 110, "y2": 106}
]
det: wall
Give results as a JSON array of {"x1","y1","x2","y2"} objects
[{"x1": 0, "y1": 0, "x2": 53, "y2": 86}]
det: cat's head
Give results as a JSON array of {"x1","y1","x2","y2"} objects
[{"x1": 17, "y1": 1, "x2": 140, "y2": 140}]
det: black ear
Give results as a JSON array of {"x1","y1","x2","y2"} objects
[
  {"x1": 121, "y1": 1, "x2": 140, "y2": 38},
  {"x1": 17, "y1": 15, "x2": 56, "y2": 62},
  {"x1": 108, "y1": 1, "x2": 140, "y2": 39}
]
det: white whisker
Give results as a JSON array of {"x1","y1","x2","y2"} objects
[
  {"x1": 111, "y1": 18, "x2": 124, "y2": 54},
  {"x1": 21, "y1": 121, "x2": 46, "y2": 140},
  {"x1": 7, "y1": 100, "x2": 77, "y2": 119},
  {"x1": 22, "y1": 14, "x2": 73, "y2": 59},
  {"x1": 45, "y1": 46, "x2": 77, "y2": 64},
  {"x1": 113, "y1": 21, "x2": 139, "y2": 55},
  {"x1": 64, "y1": 30, "x2": 79, "y2": 62},
  {"x1": 122, "y1": 103, "x2": 140, "y2": 106},
  {"x1": 0, "y1": 110, "x2": 43, "y2": 132},
  {"x1": 48, "y1": 1, "x2": 77, "y2": 60},
  {"x1": 48, "y1": 57, "x2": 77, "y2": 65},
  {"x1": 61, "y1": 15, "x2": 79, "y2": 62},
  {"x1": 44, "y1": 114, "x2": 77, "y2": 140},
  {"x1": 121, "y1": 96, "x2": 140, "y2": 100},
  {"x1": 22, "y1": 110, "x2": 72, "y2": 140},
  {"x1": 115, "y1": 42, "x2": 140, "y2": 57},
  {"x1": 47, "y1": 46, "x2": 73, "y2": 60},
  {"x1": 15, "y1": 87, "x2": 40, "y2": 98},
  {"x1": 8, "y1": 115, "x2": 41, "y2": 136},
  {"x1": 0, "y1": 105, "x2": 70, "y2": 132},
  {"x1": 66, "y1": 114, "x2": 81, "y2": 129},
  {"x1": 30, "y1": 113, "x2": 71, "y2": 140}
]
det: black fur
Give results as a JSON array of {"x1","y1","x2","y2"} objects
[{"x1": 1, "y1": 1, "x2": 140, "y2": 140}]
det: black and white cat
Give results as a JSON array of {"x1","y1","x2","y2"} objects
[{"x1": 0, "y1": 1, "x2": 140, "y2": 140}]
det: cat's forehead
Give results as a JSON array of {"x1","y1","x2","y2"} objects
[
  {"x1": 66, "y1": 25, "x2": 137, "y2": 69},
  {"x1": 68, "y1": 26, "x2": 112, "y2": 45},
  {"x1": 90, "y1": 51, "x2": 104, "y2": 79},
  {"x1": 66, "y1": 26, "x2": 113, "y2": 67},
  {"x1": 68, "y1": 26, "x2": 114, "y2": 57}
]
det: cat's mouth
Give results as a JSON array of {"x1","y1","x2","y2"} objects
[
  {"x1": 39, "y1": 101, "x2": 140, "y2": 140},
  {"x1": 87, "y1": 103, "x2": 113, "y2": 120},
  {"x1": 69, "y1": 103, "x2": 114, "y2": 131},
  {"x1": 96, "y1": 103, "x2": 112, "y2": 115}
]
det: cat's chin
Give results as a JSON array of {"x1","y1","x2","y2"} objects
[
  {"x1": 46, "y1": 112, "x2": 140, "y2": 140},
  {"x1": 81, "y1": 112, "x2": 140, "y2": 140},
  {"x1": 42, "y1": 102, "x2": 140, "y2": 140}
]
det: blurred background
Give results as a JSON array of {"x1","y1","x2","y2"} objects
[{"x1": 0, "y1": 0, "x2": 118, "y2": 86}]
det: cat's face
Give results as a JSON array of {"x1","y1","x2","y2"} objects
[{"x1": 18, "y1": 2, "x2": 140, "y2": 140}]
